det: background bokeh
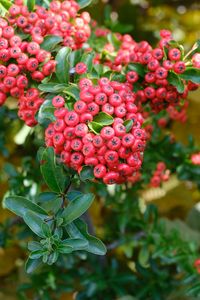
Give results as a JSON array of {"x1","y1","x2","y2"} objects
[{"x1": 0, "y1": 0, "x2": 200, "y2": 299}]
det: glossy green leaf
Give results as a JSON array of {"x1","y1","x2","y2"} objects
[
  {"x1": 27, "y1": 0, "x2": 35, "y2": 11},
  {"x1": 40, "y1": 35, "x2": 63, "y2": 51},
  {"x1": 62, "y1": 193, "x2": 94, "y2": 224},
  {"x1": 37, "y1": 99, "x2": 56, "y2": 125},
  {"x1": 88, "y1": 121, "x2": 103, "y2": 134},
  {"x1": 180, "y1": 67, "x2": 200, "y2": 84},
  {"x1": 4, "y1": 196, "x2": 48, "y2": 218},
  {"x1": 93, "y1": 112, "x2": 114, "y2": 126},
  {"x1": 1, "y1": 0, "x2": 12, "y2": 9},
  {"x1": 66, "y1": 219, "x2": 107, "y2": 255},
  {"x1": 24, "y1": 211, "x2": 46, "y2": 237},
  {"x1": 60, "y1": 238, "x2": 88, "y2": 251},
  {"x1": 124, "y1": 119, "x2": 133, "y2": 133},
  {"x1": 64, "y1": 85, "x2": 80, "y2": 100},
  {"x1": 81, "y1": 51, "x2": 95, "y2": 72},
  {"x1": 40, "y1": 147, "x2": 68, "y2": 193},
  {"x1": 128, "y1": 63, "x2": 145, "y2": 77},
  {"x1": 168, "y1": 71, "x2": 185, "y2": 93},
  {"x1": 30, "y1": 250, "x2": 47, "y2": 259},
  {"x1": 67, "y1": 190, "x2": 83, "y2": 202},
  {"x1": 77, "y1": 0, "x2": 92, "y2": 9},
  {"x1": 38, "y1": 83, "x2": 68, "y2": 93},
  {"x1": 56, "y1": 47, "x2": 71, "y2": 83},
  {"x1": 80, "y1": 166, "x2": 94, "y2": 182},
  {"x1": 25, "y1": 257, "x2": 43, "y2": 274}
]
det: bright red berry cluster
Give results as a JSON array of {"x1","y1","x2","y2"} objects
[
  {"x1": 8, "y1": 0, "x2": 91, "y2": 49},
  {"x1": 150, "y1": 162, "x2": 170, "y2": 187},
  {"x1": 0, "y1": 16, "x2": 56, "y2": 125},
  {"x1": 93, "y1": 29, "x2": 199, "y2": 115},
  {"x1": 45, "y1": 77, "x2": 147, "y2": 184}
]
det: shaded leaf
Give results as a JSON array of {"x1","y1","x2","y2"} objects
[
  {"x1": 40, "y1": 35, "x2": 63, "y2": 51},
  {"x1": 180, "y1": 68, "x2": 200, "y2": 84},
  {"x1": 24, "y1": 211, "x2": 46, "y2": 237},
  {"x1": 80, "y1": 166, "x2": 94, "y2": 181},
  {"x1": 56, "y1": 47, "x2": 71, "y2": 83},
  {"x1": 25, "y1": 258, "x2": 43, "y2": 274},
  {"x1": 168, "y1": 71, "x2": 185, "y2": 93}
]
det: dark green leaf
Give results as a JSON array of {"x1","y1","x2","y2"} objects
[
  {"x1": 124, "y1": 119, "x2": 133, "y2": 133},
  {"x1": 57, "y1": 244, "x2": 73, "y2": 254},
  {"x1": 38, "y1": 83, "x2": 68, "y2": 93},
  {"x1": 88, "y1": 121, "x2": 103, "y2": 134},
  {"x1": 40, "y1": 147, "x2": 68, "y2": 193},
  {"x1": 128, "y1": 63, "x2": 145, "y2": 77},
  {"x1": 180, "y1": 67, "x2": 200, "y2": 84},
  {"x1": 42, "y1": 222, "x2": 52, "y2": 237},
  {"x1": 69, "y1": 49, "x2": 83, "y2": 68},
  {"x1": 24, "y1": 211, "x2": 46, "y2": 237},
  {"x1": 64, "y1": 85, "x2": 80, "y2": 100},
  {"x1": 56, "y1": 47, "x2": 71, "y2": 83},
  {"x1": 27, "y1": 0, "x2": 35, "y2": 11},
  {"x1": 93, "y1": 112, "x2": 114, "y2": 126},
  {"x1": 60, "y1": 238, "x2": 88, "y2": 251},
  {"x1": 77, "y1": 0, "x2": 92, "y2": 9},
  {"x1": 37, "y1": 99, "x2": 56, "y2": 125},
  {"x1": 25, "y1": 257, "x2": 43, "y2": 274},
  {"x1": 4, "y1": 196, "x2": 48, "y2": 218},
  {"x1": 37, "y1": 192, "x2": 58, "y2": 203},
  {"x1": 81, "y1": 51, "x2": 95, "y2": 72},
  {"x1": 40, "y1": 35, "x2": 63, "y2": 52},
  {"x1": 80, "y1": 166, "x2": 94, "y2": 182},
  {"x1": 62, "y1": 193, "x2": 94, "y2": 224},
  {"x1": 168, "y1": 71, "x2": 185, "y2": 93},
  {"x1": 66, "y1": 219, "x2": 107, "y2": 255},
  {"x1": 67, "y1": 190, "x2": 83, "y2": 202}
]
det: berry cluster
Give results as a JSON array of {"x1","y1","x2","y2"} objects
[
  {"x1": 8, "y1": 0, "x2": 91, "y2": 49},
  {"x1": 150, "y1": 162, "x2": 170, "y2": 187},
  {"x1": 93, "y1": 29, "x2": 199, "y2": 115},
  {"x1": 45, "y1": 77, "x2": 147, "y2": 184},
  {"x1": 0, "y1": 16, "x2": 56, "y2": 124}
]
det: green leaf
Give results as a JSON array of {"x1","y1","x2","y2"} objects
[
  {"x1": 107, "y1": 33, "x2": 121, "y2": 49},
  {"x1": 28, "y1": 241, "x2": 43, "y2": 252},
  {"x1": 37, "y1": 99, "x2": 56, "y2": 125},
  {"x1": 138, "y1": 247, "x2": 149, "y2": 268},
  {"x1": 88, "y1": 121, "x2": 103, "y2": 134},
  {"x1": 24, "y1": 211, "x2": 46, "y2": 237},
  {"x1": 40, "y1": 147, "x2": 68, "y2": 193},
  {"x1": 180, "y1": 67, "x2": 200, "y2": 84},
  {"x1": 81, "y1": 51, "x2": 95, "y2": 72},
  {"x1": 30, "y1": 250, "x2": 47, "y2": 259},
  {"x1": 185, "y1": 39, "x2": 200, "y2": 59},
  {"x1": 0, "y1": 0, "x2": 12, "y2": 9},
  {"x1": 93, "y1": 112, "x2": 114, "y2": 126},
  {"x1": 25, "y1": 257, "x2": 43, "y2": 274},
  {"x1": 61, "y1": 193, "x2": 94, "y2": 224},
  {"x1": 42, "y1": 222, "x2": 52, "y2": 237},
  {"x1": 168, "y1": 71, "x2": 185, "y2": 93},
  {"x1": 77, "y1": 0, "x2": 92, "y2": 9},
  {"x1": 40, "y1": 35, "x2": 63, "y2": 52},
  {"x1": 69, "y1": 49, "x2": 83, "y2": 68},
  {"x1": 27, "y1": 0, "x2": 35, "y2": 11},
  {"x1": 38, "y1": 83, "x2": 68, "y2": 93},
  {"x1": 64, "y1": 85, "x2": 80, "y2": 100},
  {"x1": 67, "y1": 190, "x2": 83, "y2": 202},
  {"x1": 128, "y1": 63, "x2": 145, "y2": 77},
  {"x1": 60, "y1": 238, "x2": 88, "y2": 251},
  {"x1": 56, "y1": 47, "x2": 71, "y2": 83},
  {"x1": 57, "y1": 244, "x2": 73, "y2": 254},
  {"x1": 80, "y1": 166, "x2": 94, "y2": 182},
  {"x1": 4, "y1": 196, "x2": 48, "y2": 218},
  {"x1": 124, "y1": 119, "x2": 133, "y2": 133},
  {"x1": 37, "y1": 192, "x2": 58, "y2": 203},
  {"x1": 66, "y1": 219, "x2": 107, "y2": 255}
]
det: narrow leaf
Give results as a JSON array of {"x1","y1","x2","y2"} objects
[
  {"x1": 25, "y1": 257, "x2": 43, "y2": 274},
  {"x1": 93, "y1": 112, "x2": 114, "y2": 126},
  {"x1": 61, "y1": 238, "x2": 88, "y2": 251},
  {"x1": 38, "y1": 83, "x2": 68, "y2": 93}
]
